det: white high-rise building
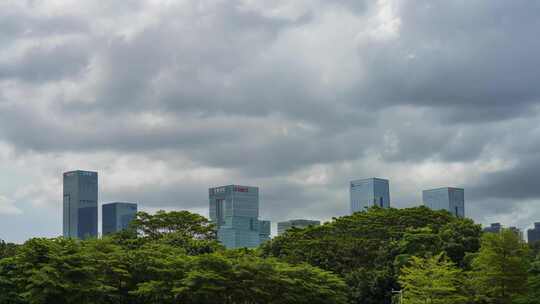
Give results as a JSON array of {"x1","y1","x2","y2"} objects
[
  {"x1": 422, "y1": 187, "x2": 465, "y2": 218},
  {"x1": 350, "y1": 178, "x2": 390, "y2": 214}
]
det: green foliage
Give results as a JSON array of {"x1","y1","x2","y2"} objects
[
  {"x1": 0, "y1": 210, "x2": 347, "y2": 304},
  {"x1": 2, "y1": 208, "x2": 539, "y2": 304},
  {"x1": 261, "y1": 206, "x2": 482, "y2": 303},
  {"x1": 111, "y1": 210, "x2": 223, "y2": 254},
  {"x1": 529, "y1": 241, "x2": 540, "y2": 258},
  {"x1": 399, "y1": 253, "x2": 465, "y2": 304},
  {"x1": 0, "y1": 240, "x2": 19, "y2": 259},
  {"x1": 471, "y1": 229, "x2": 530, "y2": 304},
  {"x1": 131, "y1": 210, "x2": 216, "y2": 240},
  {"x1": 6, "y1": 237, "x2": 132, "y2": 304},
  {"x1": 173, "y1": 253, "x2": 348, "y2": 304},
  {"x1": 525, "y1": 255, "x2": 540, "y2": 304}
]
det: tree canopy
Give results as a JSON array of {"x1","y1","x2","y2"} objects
[
  {"x1": 261, "y1": 206, "x2": 482, "y2": 303},
  {"x1": 471, "y1": 229, "x2": 530, "y2": 304},
  {"x1": 1, "y1": 207, "x2": 539, "y2": 304},
  {"x1": 399, "y1": 253, "x2": 465, "y2": 304},
  {"x1": 0, "y1": 211, "x2": 347, "y2": 304}
]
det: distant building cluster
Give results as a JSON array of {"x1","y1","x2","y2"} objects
[
  {"x1": 348, "y1": 177, "x2": 465, "y2": 218},
  {"x1": 482, "y1": 222, "x2": 540, "y2": 244},
  {"x1": 62, "y1": 170, "x2": 137, "y2": 239},
  {"x1": 62, "y1": 171, "x2": 540, "y2": 247}
]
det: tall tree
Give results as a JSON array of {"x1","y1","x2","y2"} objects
[
  {"x1": 514, "y1": 254, "x2": 540, "y2": 304},
  {"x1": 131, "y1": 210, "x2": 216, "y2": 240},
  {"x1": 471, "y1": 229, "x2": 530, "y2": 304},
  {"x1": 398, "y1": 253, "x2": 465, "y2": 304},
  {"x1": 527, "y1": 255, "x2": 540, "y2": 304},
  {"x1": 0, "y1": 240, "x2": 18, "y2": 259},
  {"x1": 112, "y1": 210, "x2": 222, "y2": 254}
]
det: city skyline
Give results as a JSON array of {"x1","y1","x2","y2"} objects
[
  {"x1": 55, "y1": 169, "x2": 535, "y2": 244},
  {"x1": 1, "y1": 1, "x2": 540, "y2": 243},
  {"x1": 2, "y1": 167, "x2": 539, "y2": 243}
]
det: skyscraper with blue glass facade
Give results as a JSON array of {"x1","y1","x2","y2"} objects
[
  {"x1": 528, "y1": 223, "x2": 540, "y2": 244},
  {"x1": 259, "y1": 220, "x2": 271, "y2": 243},
  {"x1": 484, "y1": 223, "x2": 502, "y2": 234},
  {"x1": 350, "y1": 178, "x2": 390, "y2": 214},
  {"x1": 63, "y1": 170, "x2": 98, "y2": 239},
  {"x1": 102, "y1": 202, "x2": 138, "y2": 235},
  {"x1": 422, "y1": 187, "x2": 465, "y2": 218},
  {"x1": 209, "y1": 185, "x2": 263, "y2": 248}
]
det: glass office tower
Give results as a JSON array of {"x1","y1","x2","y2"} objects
[
  {"x1": 422, "y1": 187, "x2": 465, "y2": 218},
  {"x1": 209, "y1": 185, "x2": 261, "y2": 248},
  {"x1": 102, "y1": 202, "x2": 138, "y2": 235},
  {"x1": 527, "y1": 223, "x2": 540, "y2": 244},
  {"x1": 259, "y1": 220, "x2": 271, "y2": 243},
  {"x1": 484, "y1": 223, "x2": 502, "y2": 234},
  {"x1": 350, "y1": 178, "x2": 390, "y2": 214},
  {"x1": 277, "y1": 219, "x2": 321, "y2": 235},
  {"x1": 63, "y1": 170, "x2": 98, "y2": 239}
]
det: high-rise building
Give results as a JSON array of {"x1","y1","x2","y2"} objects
[
  {"x1": 209, "y1": 185, "x2": 262, "y2": 248},
  {"x1": 63, "y1": 170, "x2": 98, "y2": 239},
  {"x1": 102, "y1": 202, "x2": 138, "y2": 235},
  {"x1": 509, "y1": 226, "x2": 524, "y2": 241},
  {"x1": 350, "y1": 178, "x2": 390, "y2": 213},
  {"x1": 422, "y1": 187, "x2": 465, "y2": 218},
  {"x1": 528, "y1": 222, "x2": 540, "y2": 244},
  {"x1": 483, "y1": 223, "x2": 524, "y2": 240},
  {"x1": 259, "y1": 220, "x2": 271, "y2": 243},
  {"x1": 277, "y1": 219, "x2": 321, "y2": 235},
  {"x1": 483, "y1": 223, "x2": 502, "y2": 234}
]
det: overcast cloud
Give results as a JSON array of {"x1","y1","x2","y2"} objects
[{"x1": 1, "y1": 0, "x2": 540, "y2": 242}]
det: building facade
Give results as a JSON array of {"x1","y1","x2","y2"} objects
[
  {"x1": 209, "y1": 185, "x2": 262, "y2": 248},
  {"x1": 422, "y1": 187, "x2": 465, "y2": 218},
  {"x1": 102, "y1": 202, "x2": 138, "y2": 235},
  {"x1": 63, "y1": 170, "x2": 98, "y2": 239},
  {"x1": 528, "y1": 223, "x2": 540, "y2": 244},
  {"x1": 350, "y1": 178, "x2": 390, "y2": 214},
  {"x1": 483, "y1": 223, "x2": 502, "y2": 234},
  {"x1": 509, "y1": 226, "x2": 524, "y2": 241},
  {"x1": 277, "y1": 219, "x2": 321, "y2": 235},
  {"x1": 259, "y1": 220, "x2": 271, "y2": 243}
]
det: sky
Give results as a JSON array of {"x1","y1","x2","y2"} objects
[{"x1": 1, "y1": 0, "x2": 540, "y2": 243}]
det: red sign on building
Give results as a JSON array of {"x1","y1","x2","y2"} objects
[{"x1": 234, "y1": 186, "x2": 249, "y2": 193}]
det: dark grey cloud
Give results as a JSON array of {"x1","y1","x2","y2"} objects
[
  {"x1": 356, "y1": 1, "x2": 540, "y2": 121},
  {"x1": 0, "y1": 9, "x2": 88, "y2": 39},
  {"x1": 470, "y1": 157, "x2": 540, "y2": 201},
  {"x1": 0, "y1": 43, "x2": 90, "y2": 82}
]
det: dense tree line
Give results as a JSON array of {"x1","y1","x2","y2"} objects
[
  {"x1": 261, "y1": 207, "x2": 482, "y2": 303},
  {"x1": 262, "y1": 207, "x2": 540, "y2": 304},
  {"x1": 0, "y1": 211, "x2": 346, "y2": 304},
  {"x1": 0, "y1": 207, "x2": 539, "y2": 303}
]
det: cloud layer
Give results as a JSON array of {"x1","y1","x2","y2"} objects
[{"x1": 1, "y1": 0, "x2": 540, "y2": 242}]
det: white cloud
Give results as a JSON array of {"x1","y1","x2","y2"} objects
[{"x1": 0, "y1": 195, "x2": 22, "y2": 215}]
